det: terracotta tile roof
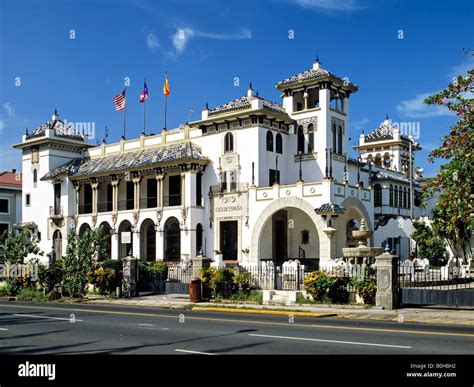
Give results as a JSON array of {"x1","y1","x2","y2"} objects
[
  {"x1": 42, "y1": 142, "x2": 207, "y2": 180},
  {"x1": 0, "y1": 171, "x2": 22, "y2": 188}
]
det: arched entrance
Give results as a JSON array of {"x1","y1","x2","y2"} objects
[
  {"x1": 164, "y1": 217, "x2": 180, "y2": 262},
  {"x1": 53, "y1": 230, "x2": 62, "y2": 260},
  {"x1": 118, "y1": 220, "x2": 133, "y2": 259},
  {"x1": 140, "y1": 218, "x2": 156, "y2": 262},
  {"x1": 251, "y1": 197, "x2": 325, "y2": 265},
  {"x1": 78, "y1": 223, "x2": 91, "y2": 236},
  {"x1": 99, "y1": 221, "x2": 112, "y2": 260}
]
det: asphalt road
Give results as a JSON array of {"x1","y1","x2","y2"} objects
[{"x1": 0, "y1": 301, "x2": 473, "y2": 355}]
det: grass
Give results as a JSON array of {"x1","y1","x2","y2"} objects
[
  {"x1": 212, "y1": 292, "x2": 263, "y2": 304},
  {"x1": 16, "y1": 288, "x2": 49, "y2": 301}
]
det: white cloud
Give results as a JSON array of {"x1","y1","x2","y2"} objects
[
  {"x1": 3, "y1": 102, "x2": 15, "y2": 118},
  {"x1": 396, "y1": 92, "x2": 454, "y2": 118},
  {"x1": 295, "y1": 0, "x2": 366, "y2": 11},
  {"x1": 146, "y1": 32, "x2": 160, "y2": 50},
  {"x1": 350, "y1": 117, "x2": 369, "y2": 132},
  {"x1": 172, "y1": 28, "x2": 195, "y2": 55},
  {"x1": 195, "y1": 27, "x2": 252, "y2": 40},
  {"x1": 448, "y1": 57, "x2": 474, "y2": 79},
  {"x1": 0, "y1": 120, "x2": 5, "y2": 134}
]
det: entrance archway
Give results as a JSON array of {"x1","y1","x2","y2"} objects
[
  {"x1": 118, "y1": 220, "x2": 133, "y2": 259},
  {"x1": 78, "y1": 223, "x2": 91, "y2": 236},
  {"x1": 164, "y1": 217, "x2": 180, "y2": 262},
  {"x1": 140, "y1": 218, "x2": 156, "y2": 261},
  {"x1": 53, "y1": 230, "x2": 62, "y2": 260},
  {"x1": 251, "y1": 197, "x2": 325, "y2": 264},
  {"x1": 99, "y1": 221, "x2": 112, "y2": 260}
]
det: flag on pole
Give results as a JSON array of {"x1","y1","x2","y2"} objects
[
  {"x1": 139, "y1": 81, "x2": 149, "y2": 103},
  {"x1": 113, "y1": 89, "x2": 126, "y2": 111},
  {"x1": 163, "y1": 72, "x2": 170, "y2": 96}
]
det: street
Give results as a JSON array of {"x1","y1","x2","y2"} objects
[{"x1": 0, "y1": 301, "x2": 473, "y2": 355}]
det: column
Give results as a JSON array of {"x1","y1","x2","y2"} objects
[
  {"x1": 155, "y1": 173, "x2": 164, "y2": 208},
  {"x1": 111, "y1": 232, "x2": 119, "y2": 261},
  {"x1": 181, "y1": 171, "x2": 186, "y2": 207},
  {"x1": 74, "y1": 184, "x2": 81, "y2": 215},
  {"x1": 111, "y1": 178, "x2": 119, "y2": 212},
  {"x1": 132, "y1": 175, "x2": 142, "y2": 210},
  {"x1": 375, "y1": 251, "x2": 399, "y2": 310},
  {"x1": 156, "y1": 224, "x2": 164, "y2": 261},
  {"x1": 91, "y1": 180, "x2": 99, "y2": 214}
]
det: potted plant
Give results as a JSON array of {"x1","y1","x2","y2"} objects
[
  {"x1": 212, "y1": 249, "x2": 224, "y2": 268},
  {"x1": 241, "y1": 247, "x2": 250, "y2": 263}
]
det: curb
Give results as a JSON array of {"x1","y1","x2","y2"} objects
[{"x1": 191, "y1": 306, "x2": 337, "y2": 318}]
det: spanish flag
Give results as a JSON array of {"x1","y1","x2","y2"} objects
[{"x1": 163, "y1": 72, "x2": 170, "y2": 96}]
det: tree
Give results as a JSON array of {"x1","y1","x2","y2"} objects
[
  {"x1": 411, "y1": 220, "x2": 448, "y2": 266},
  {"x1": 422, "y1": 66, "x2": 473, "y2": 263},
  {"x1": 61, "y1": 227, "x2": 108, "y2": 297},
  {"x1": 0, "y1": 231, "x2": 42, "y2": 264}
]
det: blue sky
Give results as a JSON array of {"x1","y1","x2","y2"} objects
[{"x1": 0, "y1": 0, "x2": 473, "y2": 176}]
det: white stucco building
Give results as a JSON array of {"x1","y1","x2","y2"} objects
[{"x1": 13, "y1": 59, "x2": 430, "y2": 266}]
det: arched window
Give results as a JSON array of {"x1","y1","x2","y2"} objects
[
  {"x1": 394, "y1": 185, "x2": 398, "y2": 207},
  {"x1": 33, "y1": 169, "x2": 37, "y2": 186},
  {"x1": 332, "y1": 124, "x2": 337, "y2": 152},
  {"x1": 297, "y1": 126, "x2": 304, "y2": 154},
  {"x1": 307, "y1": 124, "x2": 314, "y2": 153},
  {"x1": 266, "y1": 131, "x2": 273, "y2": 152},
  {"x1": 383, "y1": 153, "x2": 391, "y2": 168},
  {"x1": 224, "y1": 132, "x2": 234, "y2": 153},
  {"x1": 196, "y1": 223, "x2": 203, "y2": 256},
  {"x1": 374, "y1": 184, "x2": 382, "y2": 207},
  {"x1": 403, "y1": 187, "x2": 407, "y2": 208},
  {"x1": 276, "y1": 133, "x2": 283, "y2": 154},
  {"x1": 375, "y1": 154, "x2": 382, "y2": 167},
  {"x1": 398, "y1": 186, "x2": 403, "y2": 207},
  {"x1": 389, "y1": 184, "x2": 393, "y2": 206},
  {"x1": 337, "y1": 126, "x2": 343, "y2": 154},
  {"x1": 408, "y1": 188, "x2": 411, "y2": 209},
  {"x1": 164, "y1": 217, "x2": 181, "y2": 262}
]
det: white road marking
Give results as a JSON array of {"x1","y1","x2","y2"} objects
[
  {"x1": 249, "y1": 333, "x2": 412, "y2": 349},
  {"x1": 12, "y1": 313, "x2": 83, "y2": 322},
  {"x1": 0, "y1": 328, "x2": 8, "y2": 331},
  {"x1": 174, "y1": 349, "x2": 217, "y2": 355},
  {"x1": 137, "y1": 323, "x2": 155, "y2": 327}
]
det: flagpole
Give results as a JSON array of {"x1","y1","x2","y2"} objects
[
  {"x1": 164, "y1": 95, "x2": 167, "y2": 131},
  {"x1": 123, "y1": 88, "x2": 127, "y2": 139},
  {"x1": 143, "y1": 78, "x2": 146, "y2": 135}
]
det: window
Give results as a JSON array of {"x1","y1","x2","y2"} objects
[
  {"x1": 220, "y1": 171, "x2": 227, "y2": 192},
  {"x1": 389, "y1": 184, "x2": 393, "y2": 206},
  {"x1": 54, "y1": 183, "x2": 61, "y2": 215},
  {"x1": 196, "y1": 172, "x2": 202, "y2": 206},
  {"x1": 394, "y1": 186, "x2": 398, "y2": 207},
  {"x1": 269, "y1": 169, "x2": 280, "y2": 186},
  {"x1": 25, "y1": 194, "x2": 30, "y2": 206},
  {"x1": 126, "y1": 181, "x2": 134, "y2": 210},
  {"x1": 296, "y1": 102, "x2": 303, "y2": 111},
  {"x1": 374, "y1": 184, "x2": 382, "y2": 207},
  {"x1": 33, "y1": 169, "x2": 37, "y2": 187},
  {"x1": 224, "y1": 132, "x2": 234, "y2": 152},
  {"x1": 266, "y1": 131, "x2": 273, "y2": 152},
  {"x1": 168, "y1": 175, "x2": 181, "y2": 206},
  {"x1": 332, "y1": 124, "x2": 337, "y2": 153},
  {"x1": 0, "y1": 199, "x2": 8, "y2": 213},
  {"x1": 146, "y1": 179, "x2": 157, "y2": 208},
  {"x1": 229, "y1": 170, "x2": 237, "y2": 192},
  {"x1": 403, "y1": 187, "x2": 407, "y2": 208},
  {"x1": 0, "y1": 223, "x2": 8, "y2": 236},
  {"x1": 398, "y1": 186, "x2": 403, "y2": 207},
  {"x1": 297, "y1": 126, "x2": 304, "y2": 153},
  {"x1": 337, "y1": 126, "x2": 343, "y2": 154},
  {"x1": 196, "y1": 223, "x2": 203, "y2": 255},
  {"x1": 276, "y1": 133, "x2": 283, "y2": 154},
  {"x1": 307, "y1": 124, "x2": 314, "y2": 153}
]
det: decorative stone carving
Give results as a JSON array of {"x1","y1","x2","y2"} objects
[{"x1": 296, "y1": 117, "x2": 317, "y2": 132}]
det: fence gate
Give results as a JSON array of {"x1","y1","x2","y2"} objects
[
  {"x1": 138, "y1": 265, "x2": 191, "y2": 295},
  {"x1": 398, "y1": 262, "x2": 474, "y2": 308}
]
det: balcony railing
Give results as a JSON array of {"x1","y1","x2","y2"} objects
[
  {"x1": 49, "y1": 205, "x2": 63, "y2": 217},
  {"x1": 98, "y1": 201, "x2": 113, "y2": 213},
  {"x1": 163, "y1": 194, "x2": 181, "y2": 207},
  {"x1": 118, "y1": 199, "x2": 134, "y2": 211},
  {"x1": 78, "y1": 203, "x2": 93, "y2": 214},
  {"x1": 139, "y1": 197, "x2": 157, "y2": 209}
]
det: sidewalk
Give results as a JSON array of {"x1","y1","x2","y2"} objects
[{"x1": 85, "y1": 294, "x2": 474, "y2": 326}]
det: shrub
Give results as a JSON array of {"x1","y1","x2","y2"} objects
[
  {"x1": 38, "y1": 260, "x2": 63, "y2": 299},
  {"x1": 101, "y1": 259, "x2": 123, "y2": 272},
  {"x1": 327, "y1": 277, "x2": 350, "y2": 303},
  {"x1": 138, "y1": 261, "x2": 168, "y2": 293},
  {"x1": 350, "y1": 271, "x2": 377, "y2": 305},
  {"x1": 16, "y1": 288, "x2": 48, "y2": 301},
  {"x1": 303, "y1": 271, "x2": 335, "y2": 301},
  {"x1": 88, "y1": 267, "x2": 122, "y2": 295},
  {"x1": 233, "y1": 270, "x2": 252, "y2": 296}
]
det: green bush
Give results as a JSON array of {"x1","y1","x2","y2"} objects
[
  {"x1": 200, "y1": 267, "x2": 244, "y2": 299},
  {"x1": 304, "y1": 271, "x2": 350, "y2": 303},
  {"x1": 327, "y1": 277, "x2": 349, "y2": 304},
  {"x1": 233, "y1": 270, "x2": 252, "y2": 296},
  {"x1": 101, "y1": 259, "x2": 123, "y2": 272},
  {"x1": 350, "y1": 271, "x2": 377, "y2": 305},
  {"x1": 38, "y1": 260, "x2": 63, "y2": 299},
  {"x1": 87, "y1": 267, "x2": 122, "y2": 295},
  {"x1": 16, "y1": 288, "x2": 48, "y2": 301}
]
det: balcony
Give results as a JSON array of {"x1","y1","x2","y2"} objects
[
  {"x1": 139, "y1": 197, "x2": 157, "y2": 209},
  {"x1": 97, "y1": 201, "x2": 113, "y2": 213},
  {"x1": 118, "y1": 199, "x2": 134, "y2": 211},
  {"x1": 78, "y1": 203, "x2": 93, "y2": 215},
  {"x1": 49, "y1": 205, "x2": 64, "y2": 226},
  {"x1": 163, "y1": 194, "x2": 181, "y2": 207}
]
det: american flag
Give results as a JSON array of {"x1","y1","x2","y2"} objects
[{"x1": 113, "y1": 89, "x2": 126, "y2": 111}]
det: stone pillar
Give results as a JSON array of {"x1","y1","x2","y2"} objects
[
  {"x1": 91, "y1": 180, "x2": 99, "y2": 215},
  {"x1": 123, "y1": 254, "x2": 139, "y2": 297},
  {"x1": 375, "y1": 251, "x2": 399, "y2": 310},
  {"x1": 155, "y1": 173, "x2": 164, "y2": 208},
  {"x1": 111, "y1": 232, "x2": 119, "y2": 261},
  {"x1": 133, "y1": 175, "x2": 142, "y2": 210},
  {"x1": 111, "y1": 178, "x2": 119, "y2": 212},
  {"x1": 74, "y1": 184, "x2": 81, "y2": 215}
]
